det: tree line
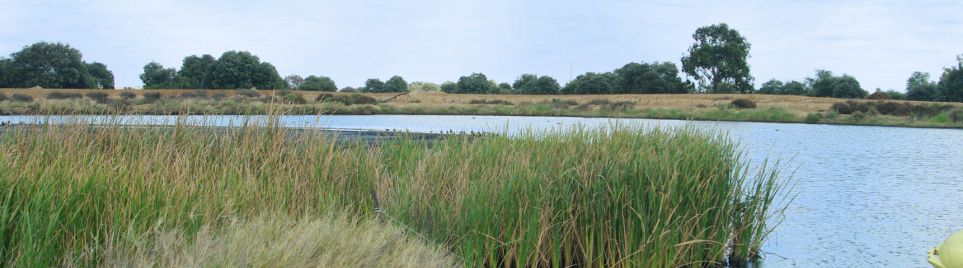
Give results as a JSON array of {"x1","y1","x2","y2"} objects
[
  {"x1": 1, "y1": 23, "x2": 962, "y2": 102},
  {"x1": 0, "y1": 42, "x2": 114, "y2": 89}
]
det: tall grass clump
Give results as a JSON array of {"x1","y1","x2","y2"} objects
[{"x1": 0, "y1": 117, "x2": 786, "y2": 267}]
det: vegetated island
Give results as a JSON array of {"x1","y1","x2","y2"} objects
[{"x1": 1, "y1": 88, "x2": 961, "y2": 129}]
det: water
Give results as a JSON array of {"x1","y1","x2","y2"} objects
[{"x1": 2, "y1": 114, "x2": 961, "y2": 267}]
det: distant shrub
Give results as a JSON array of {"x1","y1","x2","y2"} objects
[
  {"x1": 11, "y1": 94, "x2": 33, "y2": 102},
  {"x1": 865, "y1": 90, "x2": 891, "y2": 100},
  {"x1": 950, "y1": 109, "x2": 963, "y2": 123},
  {"x1": 276, "y1": 91, "x2": 307, "y2": 104},
  {"x1": 730, "y1": 98, "x2": 757, "y2": 109},
  {"x1": 120, "y1": 91, "x2": 137, "y2": 100},
  {"x1": 0, "y1": 93, "x2": 8, "y2": 101},
  {"x1": 850, "y1": 111, "x2": 866, "y2": 121},
  {"x1": 832, "y1": 100, "x2": 954, "y2": 117},
  {"x1": 211, "y1": 92, "x2": 227, "y2": 101},
  {"x1": 237, "y1": 89, "x2": 261, "y2": 98},
  {"x1": 143, "y1": 92, "x2": 163, "y2": 103},
  {"x1": 47, "y1": 92, "x2": 83, "y2": 99},
  {"x1": 316, "y1": 93, "x2": 335, "y2": 102},
  {"x1": 804, "y1": 113, "x2": 822, "y2": 124},
  {"x1": 349, "y1": 94, "x2": 378, "y2": 105},
  {"x1": 470, "y1": 99, "x2": 514, "y2": 105},
  {"x1": 339, "y1": 87, "x2": 358, "y2": 93},
  {"x1": 85, "y1": 92, "x2": 110, "y2": 104}
]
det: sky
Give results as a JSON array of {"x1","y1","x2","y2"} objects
[{"x1": 1, "y1": 0, "x2": 961, "y2": 90}]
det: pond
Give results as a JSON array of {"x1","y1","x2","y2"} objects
[{"x1": 2, "y1": 114, "x2": 961, "y2": 267}]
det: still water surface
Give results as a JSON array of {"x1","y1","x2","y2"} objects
[{"x1": 2, "y1": 114, "x2": 961, "y2": 267}]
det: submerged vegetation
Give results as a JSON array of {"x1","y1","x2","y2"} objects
[{"x1": 0, "y1": 118, "x2": 786, "y2": 267}]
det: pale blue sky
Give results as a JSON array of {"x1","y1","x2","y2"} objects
[{"x1": 1, "y1": 0, "x2": 961, "y2": 90}]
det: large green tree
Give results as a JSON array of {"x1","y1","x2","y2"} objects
[
  {"x1": 85, "y1": 62, "x2": 114, "y2": 89},
  {"x1": 140, "y1": 62, "x2": 176, "y2": 89},
  {"x1": 939, "y1": 56, "x2": 963, "y2": 102},
  {"x1": 363, "y1": 78, "x2": 386, "y2": 92},
  {"x1": 562, "y1": 72, "x2": 617, "y2": 94},
  {"x1": 301, "y1": 75, "x2": 337, "y2": 91},
  {"x1": 6, "y1": 42, "x2": 112, "y2": 89},
  {"x1": 208, "y1": 51, "x2": 282, "y2": 89},
  {"x1": 614, "y1": 61, "x2": 691, "y2": 94},
  {"x1": 513, "y1": 74, "x2": 560, "y2": 94},
  {"x1": 385, "y1": 75, "x2": 408, "y2": 92},
  {"x1": 681, "y1": 23, "x2": 754, "y2": 93},
  {"x1": 176, "y1": 54, "x2": 216, "y2": 89},
  {"x1": 454, "y1": 73, "x2": 495, "y2": 94},
  {"x1": 905, "y1": 72, "x2": 940, "y2": 101},
  {"x1": 806, "y1": 70, "x2": 866, "y2": 99},
  {"x1": 0, "y1": 58, "x2": 12, "y2": 87},
  {"x1": 758, "y1": 79, "x2": 808, "y2": 95}
]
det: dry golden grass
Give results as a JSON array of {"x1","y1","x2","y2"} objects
[{"x1": 3, "y1": 88, "x2": 960, "y2": 117}]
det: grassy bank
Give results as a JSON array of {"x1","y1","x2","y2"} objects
[
  {"x1": 2, "y1": 88, "x2": 962, "y2": 128},
  {"x1": 0, "y1": 118, "x2": 786, "y2": 267}
]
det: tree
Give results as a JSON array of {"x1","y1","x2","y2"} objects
[
  {"x1": 681, "y1": 23, "x2": 754, "y2": 93},
  {"x1": 614, "y1": 62, "x2": 690, "y2": 94},
  {"x1": 176, "y1": 54, "x2": 216, "y2": 89},
  {"x1": 939, "y1": 56, "x2": 963, "y2": 102},
  {"x1": 86, "y1": 62, "x2": 114, "y2": 89},
  {"x1": 385, "y1": 75, "x2": 408, "y2": 92},
  {"x1": 364, "y1": 78, "x2": 386, "y2": 92},
  {"x1": 757, "y1": 79, "x2": 783, "y2": 94},
  {"x1": 0, "y1": 58, "x2": 9, "y2": 87},
  {"x1": 758, "y1": 79, "x2": 808, "y2": 95},
  {"x1": 7, "y1": 42, "x2": 101, "y2": 89},
  {"x1": 284, "y1": 75, "x2": 305, "y2": 89},
  {"x1": 440, "y1": 81, "x2": 457, "y2": 93},
  {"x1": 832, "y1": 75, "x2": 866, "y2": 99},
  {"x1": 454, "y1": 73, "x2": 495, "y2": 94},
  {"x1": 301, "y1": 75, "x2": 337, "y2": 91},
  {"x1": 562, "y1": 72, "x2": 617, "y2": 94},
  {"x1": 497, "y1": 82, "x2": 512, "y2": 93},
  {"x1": 208, "y1": 51, "x2": 282, "y2": 89},
  {"x1": 513, "y1": 74, "x2": 559, "y2": 94},
  {"x1": 808, "y1": 70, "x2": 837, "y2": 97},
  {"x1": 140, "y1": 62, "x2": 176, "y2": 89},
  {"x1": 782, "y1": 81, "x2": 809, "y2": 95},
  {"x1": 906, "y1": 72, "x2": 940, "y2": 101},
  {"x1": 512, "y1": 74, "x2": 537, "y2": 93}
]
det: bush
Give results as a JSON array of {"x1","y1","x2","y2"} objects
[
  {"x1": 143, "y1": 92, "x2": 163, "y2": 103},
  {"x1": 349, "y1": 94, "x2": 378, "y2": 105},
  {"x1": 120, "y1": 91, "x2": 137, "y2": 100},
  {"x1": 805, "y1": 113, "x2": 823, "y2": 124},
  {"x1": 11, "y1": 93, "x2": 33, "y2": 102},
  {"x1": 831, "y1": 102, "x2": 853, "y2": 114},
  {"x1": 276, "y1": 91, "x2": 307, "y2": 104},
  {"x1": 47, "y1": 92, "x2": 84, "y2": 99},
  {"x1": 179, "y1": 90, "x2": 209, "y2": 99},
  {"x1": 316, "y1": 93, "x2": 334, "y2": 102},
  {"x1": 0, "y1": 93, "x2": 8, "y2": 101},
  {"x1": 950, "y1": 109, "x2": 963, "y2": 123},
  {"x1": 850, "y1": 111, "x2": 866, "y2": 121},
  {"x1": 211, "y1": 92, "x2": 227, "y2": 101},
  {"x1": 730, "y1": 98, "x2": 757, "y2": 109},
  {"x1": 85, "y1": 92, "x2": 110, "y2": 104}
]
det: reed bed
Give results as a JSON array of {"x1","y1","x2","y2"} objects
[{"x1": 0, "y1": 117, "x2": 785, "y2": 267}]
